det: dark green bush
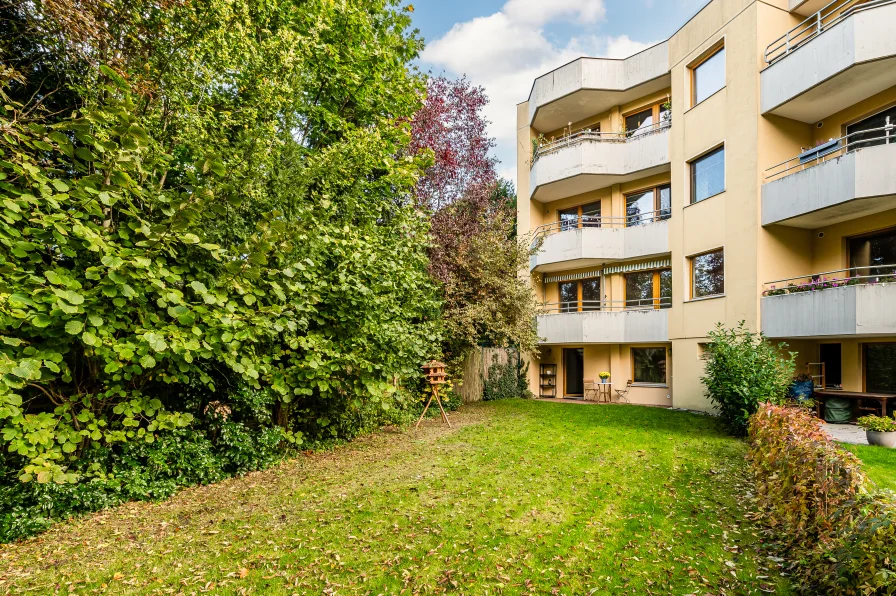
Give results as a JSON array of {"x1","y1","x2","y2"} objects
[
  {"x1": 702, "y1": 322, "x2": 795, "y2": 436},
  {"x1": 483, "y1": 353, "x2": 530, "y2": 401}
]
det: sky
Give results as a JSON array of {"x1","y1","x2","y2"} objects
[{"x1": 411, "y1": 0, "x2": 710, "y2": 186}]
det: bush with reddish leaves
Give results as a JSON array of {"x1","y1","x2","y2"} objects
[{"x1": 748, "y1": 404, "x2": 896, "y2": 594}]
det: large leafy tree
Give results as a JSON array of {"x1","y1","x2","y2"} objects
[{"x1": 0, "y1": 0, "x2": 440, "y2": 484}]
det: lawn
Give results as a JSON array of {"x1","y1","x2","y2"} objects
[
  {"x1": 842, "y1": 443, "x2": 896, "y2": 491},
  {"x1": 0, "y1": 400, "x2": 790, "y2": 595}
]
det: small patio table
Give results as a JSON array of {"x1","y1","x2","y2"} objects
[{"x1": 596, "y1": 382, "x2": 613, "y2": 403}]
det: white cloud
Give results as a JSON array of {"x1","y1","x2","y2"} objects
[{"x1": 421, "y1": 1, "x2": 657, "y2": 190}]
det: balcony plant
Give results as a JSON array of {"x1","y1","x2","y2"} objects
[
  {"x1": 856, "y1": 415, "x2": 896, "y2": 448},
  {"x1": 599, "y1": 371, "x2": 611, "y2": 383}
]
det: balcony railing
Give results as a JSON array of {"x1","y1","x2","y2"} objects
[
  {"x1": 761, "y1": 264, "x2": 896, "y2": 296},
  {"x1": 533, "y1": 210, "x2": 671, "y2": 240},
  {"x1": 532, "y1": 119, "x2": 671, "y2": 163},
  {"x1": 764, "y1": 123, "x2": 895, "y2": 180},
  {"x1": 541, "y1": 298, "x2": 672, "y2": 314},
  {"x1": 764, "y1": 0, "x2": 891, "y2": 64}
]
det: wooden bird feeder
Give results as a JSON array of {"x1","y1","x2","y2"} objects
[{"x1": 416, "y1": 360, "x2": 451, "y2": 429}]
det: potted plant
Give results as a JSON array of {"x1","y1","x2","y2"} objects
[
  {"x1": 599, "y1": 372, "x2": 611, "y2": 384},
  {"x1": 857, "y1": 415, "x2": 896, "y2": 448}
]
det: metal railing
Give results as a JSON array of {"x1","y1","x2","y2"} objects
[
  {"x1": 764, "y1": 123, "x2": 895, "y2": 180},
  {"x1": 533, "y1": 118, "x2": 671, "y2": 161},
  {"x1": 541, "y1": 298, "x2": 672, "y2": 314},
  {"x1": 764, "y1": 0, "x2": 891, "y2": 64},
  {"x1": 532, "y1": 210, "x2": 671, "y2": 240},
  {"x1": 761, "y1": 264, "x2": 896, "y2": 296}
]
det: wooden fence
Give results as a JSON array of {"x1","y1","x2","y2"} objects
[{"x1": 456, "y1": 346, "x2": 519, "y2": 403}]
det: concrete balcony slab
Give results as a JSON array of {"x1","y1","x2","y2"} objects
[
  {"x1": 530, "y1": 220, "x2": 670, "y2": 272},
  {"x1": 537, "y1": 309, "x2": 669, "y2": 344},
  {"x1": 762, "y1": 143, "x2": 896, "y2": 228},
  {"x1": 761, "y1": 2, "x2": 896, "y2": 123},
  {"x1": 528, "y1": 43, "x2": 670, "y2": 133},
  {"x1": 761, "y1": 284, "x2": 896, "y2": 338},
  {"x1": 529, "y1": 128, "x2": 670, "y2": 202}
]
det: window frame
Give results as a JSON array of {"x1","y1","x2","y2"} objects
[
  {"x1": 630, "y1": 346, "x2": 668, "y2": 386},
  {"x1": 690, "y1": 42, "x2": 725, "y2": 107},
  {"x1": 624, "y1": 268, "x2": 672, "y2": 309},
  {"x1": 863, "y1": 342, "x2": 896, "y2": 394},
  {"x1": 689, "y1": 145, "x2": 726, "y2": 205},
  {"x1": 622, "y1": 99, "x2": 671, "y2": 138},
  {"x1": 624, "y1": 183, "x2": 672, "y2": 226},
  {"x1": 558, "y1": 277, "x2": 602, "y2": 313},
  {"x1": 689, "y1": 248, "x2": 725, "y2": 300},
  {"x1": 557, "y1": 200, "x2": 603, "y2": 230}
]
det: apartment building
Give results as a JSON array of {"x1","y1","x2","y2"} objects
[{"x1": 517, "y1": 0, "x2": 896, "y2": 410}]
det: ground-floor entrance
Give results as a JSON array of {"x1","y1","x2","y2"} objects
[{"x1": 563, "y1": 347, "x2": 584, "y2": 397}]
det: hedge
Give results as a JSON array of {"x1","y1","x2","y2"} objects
[{"x1": 749, "y1": 404, "x2": 896, "y2": 594}]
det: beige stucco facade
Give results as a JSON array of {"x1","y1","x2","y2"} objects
[{"x1": 518, "y1": 0, "x2": 896, "y2": 410}]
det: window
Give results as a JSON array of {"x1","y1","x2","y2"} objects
[
  {"x1": 624, "y1": 100, "x2": 672, "y2": 139},
  {"x1": 692, "y1": 46, "x2": 725, "y2": 105},
  {"x1": 848, "y1": 227, "x2": 896, "y2": 278},
  {"x1": 626, "y1": 184, "x2": 671, "y2": 226},
  {"x1": 558, "y1": 201, "x2": 602, "y2": 231},
  {"x1": 690, "y1": 249, "x2": 724, "y2": 299},
  {"x1": 865, "y1": 343, "x2": 896, "y2": 394},
  {"x1": 690, "y1": 146, "x2": 725, "y2": 204},
  {"x1": 625, "y1": 269, "x2": 672, "y2": 309},
  {"x1": 559, "y1": 278, "x2": 601, "y2": 312},
  {"x1": 847, "y1": 105, "x2": 896, "y2": 151},
  {"x1": 632, "y1": 347, "x2": 667, "y2": 384}
]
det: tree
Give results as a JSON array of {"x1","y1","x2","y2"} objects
[{"x1": 0, "y1": 0, "x2": 440, "y2": 487}]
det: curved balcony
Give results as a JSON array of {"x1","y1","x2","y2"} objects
[
  {"x1": 762, "y1": 130, "x2": 896, "y2": 227},
  {"x1": 762, "y1": 0, "x2": 896, "y2": 122},
  {"x1": 528, "y1": 43, "x2": 670, "y2": 133},
  {"x1": 530, "y1": 213, "x2": 670, "y2": 272},
  {"x1": 529, "y1": 123, "x2": 670, "y2": 202},
  {"x1": 537, "y1": 301, "x2": 670, "y2": 344},
  {"x1": 761, "y1": 265, "x2": 896, "y2": 337}
]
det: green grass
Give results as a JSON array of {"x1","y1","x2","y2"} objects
[
  {"x1": 0, "y1": 400, "x2": 791, "y2": 594},
  {"x1": 842, "y1": 443, "x2": 896, "y2": 491}
]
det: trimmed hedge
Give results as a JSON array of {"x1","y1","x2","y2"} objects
[{"x1": 749, "y1": 404, "x2": 896, "y2": 594}]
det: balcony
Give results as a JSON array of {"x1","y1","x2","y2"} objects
[
  {"x1": 527, "y1": 43, "x2": 670, "y2": 133},
  {"x1": 761, "y1": 265, "x2": 896, "y2": 337},
  {"x1": 530, "y1": 213, "x2": 670, "y2": 272},
  {"x1": 537, "y1": 302, "x2": 670, "y2": 344},
  {"x1": 529, "y1": 122, "x2": 670, "y2": 202},
  {"x1": 762, "y1": 129, "x2": 896, "y2": 227},
  {"x1": 761, "y1": 0, "x2": 896, "y2": 123}
]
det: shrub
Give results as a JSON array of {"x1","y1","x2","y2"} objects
[
  {"x1": 701, "y1": 321, "x2": 796, "y2": 435},
  {"x1": 857, "y1": 415, "x2": 896, "y2": 433},
  {"x1": 482, "y1": 353, "x2": 530, "y2": 401},
  {"x1": 748, "y1": 404, "x2": 896, "y2": 594}
]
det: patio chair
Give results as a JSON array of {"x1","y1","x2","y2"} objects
[
  {"x1": 583, "y1": 379, "x2": 599, "y2": 401},
  {"x1": 614, "y1": 380, "x2": 633, "y2": 404}
]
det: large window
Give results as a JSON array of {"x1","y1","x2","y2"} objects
[
  {"x1": 632, "y1": 347, "x2": 667, "y2": 384},
  {"x1": 559, "y1": 278, "x2": 601, "y2": 312},
  {"x1": 624, "y1": 100, "x2": 672, "y2": 139},
  {"x1": 559, "y1": 201, "x2": 602, "y2": 231},
  {"x1": 848, "y1": 227, "x2": 896, "y2": 277},
  {"x1": 626, "y1": 184, "x2": 671, "y2": 226},
  {"x1": 625, "y1": 269, "x2": 672, "y2": 309},
  {"x1": 692, "y1": 46, "x2": 725, "y2": 105},
  {"x1": 847, "y1": 105, "x2": 896, "y2": 151},
  {"x1": 691, "y1": 249, "x2": 724, "y2": 299},
  {"x1": 690, "y1": 146, "x2": 725, "y2": 204},
  {"x1": 865, "y1": 343, "x2": 896, "y2": 394}
]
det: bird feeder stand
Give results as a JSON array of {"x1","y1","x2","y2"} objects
[{"x1": 416, "y1": 360, "x2": 451, "y2": 429}]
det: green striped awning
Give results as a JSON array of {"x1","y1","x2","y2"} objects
[
  {"x1": 603, "y1": 258, "x2": 671, "y2": 276},
  {"x1": 544, "y1": 269, "x2": 602, "y2": 283}
]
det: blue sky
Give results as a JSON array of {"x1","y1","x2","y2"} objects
[{"x1": 411, "y1": 0, "x2": 709, "y2": 185}]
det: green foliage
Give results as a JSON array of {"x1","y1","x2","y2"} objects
[
  {"x1": 701, "y1": 322, "x2": 796, "y2": 436},
  {"x1": 0, "y1": 0, "x2": 440, "y2": 516},
  {"x1": 857, "y1": 415, "x2": 896, "y2": 433},
  {"x1": 748, "y1": 404, "x2": 896, "y2": 595},
  {"x1": 482, "y1": 353, "x2": 531, "y2": 401}
]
